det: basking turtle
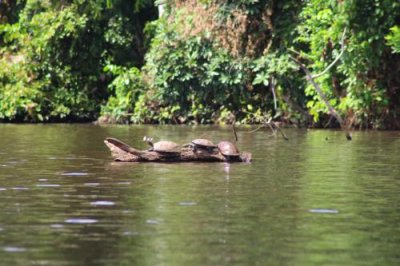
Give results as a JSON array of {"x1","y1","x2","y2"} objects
[
  {"x1": 217, "y1": 141, "x2": 240, "y2": 161},
  {"x1": 143, "y1": 136, "x2": 180, "y2": 154},
  {"x1": 188, "y1": 138, "x2": 217, "y2": 153}
]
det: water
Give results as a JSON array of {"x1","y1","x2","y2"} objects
[{"x1": 0, "y1": 124, "x2": 399, "y2": 265}]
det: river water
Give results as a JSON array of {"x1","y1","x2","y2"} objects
[{"x1": 0, "y1": 124, "x2": 399, "y2": 265}]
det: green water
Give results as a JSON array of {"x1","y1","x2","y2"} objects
[{"x1": 0, "y1": 124, "x2": 399, "y2": 265}]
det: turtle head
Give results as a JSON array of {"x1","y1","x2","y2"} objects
[{"x1": 143, "y1": 136, "x2": 154, "y2": 148}]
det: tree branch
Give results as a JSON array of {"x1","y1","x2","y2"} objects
[
  {"x1": 288, "y1": 28, "x2": 352, "y2": 140},
  {"x1": 312, "y1": 28, "x2": 347, "y2": 79},
  {"x1": 290, "y1": 56, "x2": 344, "y2": 126},
  {"x1": 270, "y1": 76, "x2": 277, "y2": 110}
]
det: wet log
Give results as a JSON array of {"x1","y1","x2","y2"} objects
[{"x1": 104, "y1": 137, "x2": 252, "y2": 163}]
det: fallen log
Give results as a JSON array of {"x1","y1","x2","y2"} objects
[{"x1": 104, "y1": 137, "x2": 252, "y2": 163}]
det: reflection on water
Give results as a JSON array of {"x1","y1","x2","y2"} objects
[
  {"x1": 309, "y1": 208, "x2": 339, "y2": 214},
  {"x1": 0, "y1": 124, "x2": 399, "y2": 265}
]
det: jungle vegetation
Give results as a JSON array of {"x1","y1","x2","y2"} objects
[{"x1": 1, "y1": 0, "x2": 400, "y2": 129}]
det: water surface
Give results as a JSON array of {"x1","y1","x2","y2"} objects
[{"x1": 0, "y1": 124, "x2": 399, "y2": 265}]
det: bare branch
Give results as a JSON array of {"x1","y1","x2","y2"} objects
[
  {"x1": 271, "y1": 122, "x2": 289, "y2": 140},
  {"x1": 312, "y1": 28, "x2": 347, "y2": 79},
  {"x1": 232, "y1": 122, "x2": 238, "y2": 142},
  {"x1": 290, "y1": 55, "x2": 344, "y2": 126},
  {"x1": 287, "y1": 28, "x2": 352, "y2": 140},
  {"x1": 266, "y1": 122, "x2": 276, "y2": 134},
  {"x1": 270, "y1": 76, "x2": 277, "y2": 110},
  {"x1": 288, "y1": 48, "x2": 314, "y2": 61},
  {"x1": 247, "y1": 124, "x2": 266, "y2": 133}
]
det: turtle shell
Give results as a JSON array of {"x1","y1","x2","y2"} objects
[
  {"x1": 152, "y1": 141, "x2": 180, "y2": 153},
  {"x1": 217, "y1": 141, "x2": 240, "y2": 157},
  {"x1": 191, "y1": 139, "x2": 217, "y2": 148}
]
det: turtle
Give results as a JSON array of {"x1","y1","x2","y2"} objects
[
  {"x1": 217, "y1": 141, "x2": 240, "y2": 161},
  {"x1": 188, "y1": 138, "x2": 218, "y2": 153},
  {"x1": 143, "y1": 136, "x2": 180, "y2": 154}
]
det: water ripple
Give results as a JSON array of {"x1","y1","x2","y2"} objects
[
  {"x1": 116, "y1": 182, "x2": 131, "y2": 185},
  {"x1": 179, "y1": 201, "x2": 197, "y2": 206},
  {"x1": 90, "y1": 201, "x2": 115, "y2": 206},
  {"x1": 123, "y1": 231, "x2": 139, "y2": 236},
  {"x1": 3, "y1": 247, "x2": 26, "y2": 253},
  {"x1": 61, "y1": 172, "x2": 89, "y2": 176},
  {"x1": 146, "y1": 219, "x2": 162, "y2": 225},
  {"x1": 65, "y1": 218, "x2": 98, "y2": 224},
  {"x1": 12, "y1": 187, "x2": 29, "y2": 191},
  {"x1": 50, "y1": 224, "x2": 64, "y2": 229},
  {"x1": 309, "y1": 208, "x2": 339, "y2": 214},
  {"x1": 84, "y1": 183, "x2": 100, "y2": 186},
  {"x1": 36, "y1": 184, "x2": 61, "y2": 188}
]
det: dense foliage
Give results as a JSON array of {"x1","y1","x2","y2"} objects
[
  {"x1": 101, "y1": 0, "x2": 400, "y2": 128},
  {"x1": 102, "y1": 0, "x2": 307, "y2": 124},
  {"x1": 1, "y1": 0, "x2": 400, "y2": 128},
  {"x1": 297, "y1": 0, "x2": 400, "y2": 128},
  {"x1": 0, "y1": 0, "x2": 156, "y2": 122}
]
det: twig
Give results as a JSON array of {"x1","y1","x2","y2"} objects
[
  {"x1": 270, "y1": 76, "x2": 277, "y2": 110},
  {"x1": 247, "y1": 124, "x2": 266, "y2": 133},
  {"x1": 323, "y1": 116, "x2": 333, "y2": 128},
  {"x1": 312, "y1": 28, "x2": 347, "y2": 79},
  {"x1": 288, "y1": 48, "x2": 313, "y2": 61},
  {"x1": 232, "y1": 122, "x2": 238, "y2": 142},
  {"x1": 244, "y1": 121, "x2": 288, "y2": 140},
  {"x1": 271, "y1": 122, "x2": 289, "y2": 141},
  {"x1": 266, "y1": 122, "x2": 276, "y2": 135}
]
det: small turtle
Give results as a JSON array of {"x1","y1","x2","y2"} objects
[
  {"x1": 217, "y1": 141, "x2": 240, "y2": 161},
  {"x1": 189, "y1": 138, "x2": 217, "y2": 153},
  {"x1": 143, "y1": 136, "x2": 180, "y2": 154}
]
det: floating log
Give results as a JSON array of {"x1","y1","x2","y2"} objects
[{"x1": 104, "y1": 137, "x2": 252, "y2": 163}]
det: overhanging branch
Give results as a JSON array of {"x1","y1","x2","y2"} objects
[
  {"x1": 312, "y1": 28, "x2": 347, "y2": 79},
  {"x1": 289, "y1": 56, "x2": 344, "y2": 126}
]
